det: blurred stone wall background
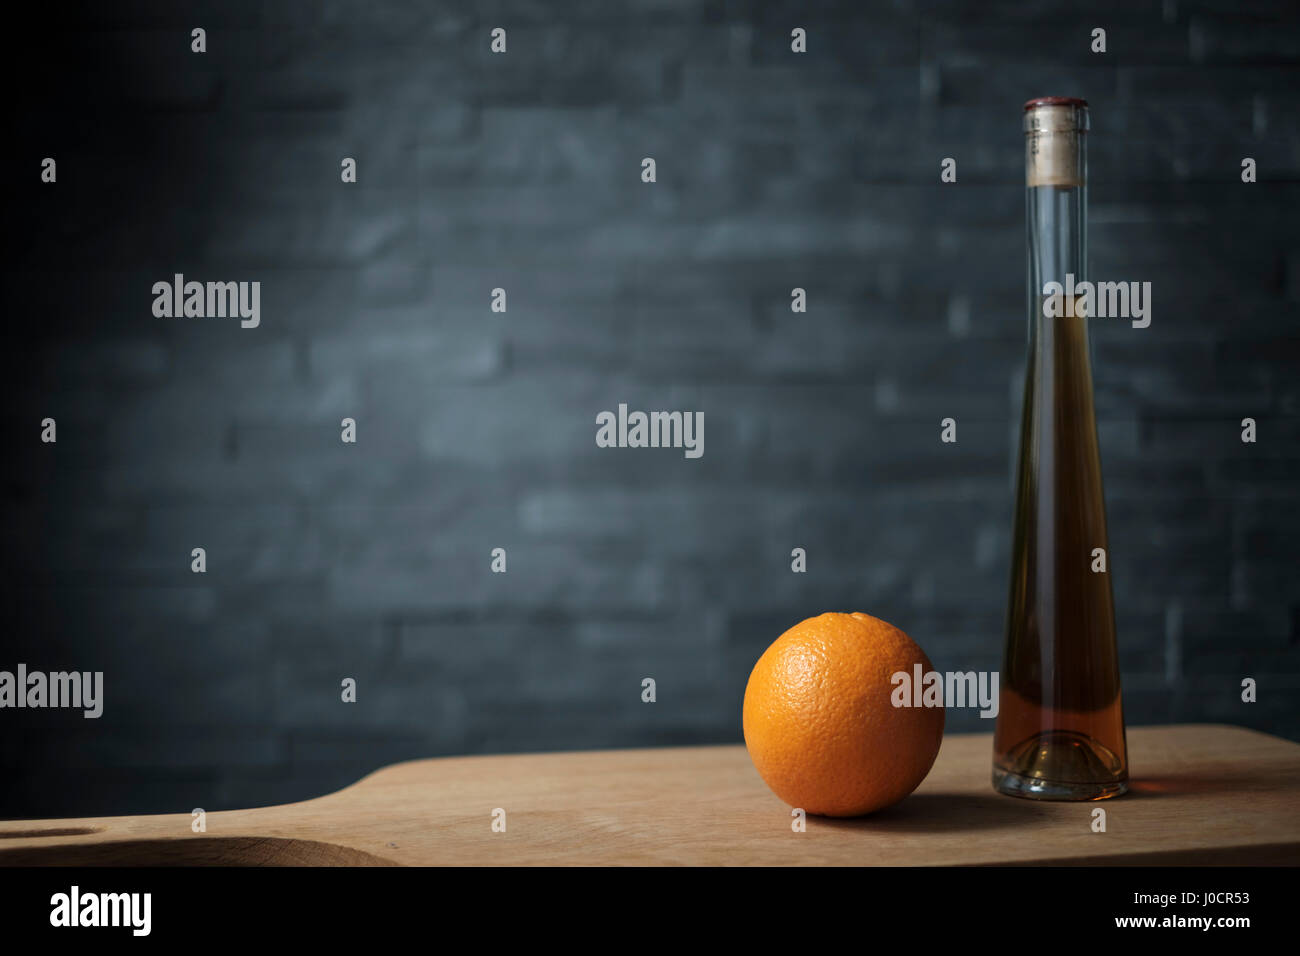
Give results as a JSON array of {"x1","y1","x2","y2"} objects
[{"x1": 2, "y1": 0, "x2": 1297, "y2": 816}]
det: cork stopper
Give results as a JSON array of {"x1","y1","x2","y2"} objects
[{"x1": 1024, "y1": 97, "x2": 1088, "y2": 188}]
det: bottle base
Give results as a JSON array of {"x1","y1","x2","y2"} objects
[
  {"x1": 993, "y1": 768, "x2": 1128, "y2": 801},
  {"x1": 993, "y1": 729, "x2": 1128, "y2": 801}
]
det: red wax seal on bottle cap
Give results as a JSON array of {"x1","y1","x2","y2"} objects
[{"x1": 1024, "y1": 96, "x2": 1088, "y2": 110}]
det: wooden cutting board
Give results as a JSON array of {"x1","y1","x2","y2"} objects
[{"x1": 3, "y1": 724, "x2": 1297, "y2": 866}]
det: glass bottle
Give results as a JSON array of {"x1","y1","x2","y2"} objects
[{"x1": 993, "y1": 97, "x2": 1128, "y2": 800}]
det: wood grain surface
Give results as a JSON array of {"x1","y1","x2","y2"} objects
[{"x1": 2, "y1": 724, "x2": 1297, "y2": 866}]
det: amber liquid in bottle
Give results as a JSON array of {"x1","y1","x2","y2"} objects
[{"x1": 993, "y1": 99, "x2": 1128, "y2": 800}]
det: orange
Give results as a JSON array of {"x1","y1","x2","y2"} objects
[{"x1": 742, "y1": 611, "x2": 944, "y2": 817}]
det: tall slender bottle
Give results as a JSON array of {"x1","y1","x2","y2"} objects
[{"x1": 993, "y1": 98, "x2": 1128, "y2": 800}]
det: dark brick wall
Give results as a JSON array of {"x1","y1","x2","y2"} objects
[{"x1": 2, "y1": 0, "x2": 1297, "y2": 817}]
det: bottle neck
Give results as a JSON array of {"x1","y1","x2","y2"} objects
[
  {"x1": 1025, "y1": 106, "x2": 1088, "y2": 327},
  {"x1": 1028, "y1": 183, "x2": 1087, "y2": 320}
]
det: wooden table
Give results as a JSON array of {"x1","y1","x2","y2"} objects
[{"x1": 3, "y1": 724, "x2": 1297, "y2": 865}]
